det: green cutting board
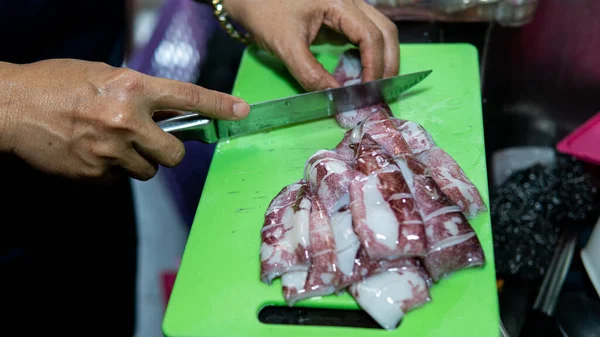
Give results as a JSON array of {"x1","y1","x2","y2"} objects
[{"x1": 162, "y1": 43, "x2": 499, "y2": 337}]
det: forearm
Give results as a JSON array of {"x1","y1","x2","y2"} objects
[{"x1": 0, "y1": 61, "x2": 22, "y2": 153}]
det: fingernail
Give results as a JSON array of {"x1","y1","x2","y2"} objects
[{"x1": 233, "y1": 101, "x2": 250, "y2": 118}]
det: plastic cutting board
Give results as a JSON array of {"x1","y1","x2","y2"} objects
[{"x1": 162, "y1": 43, "x2": 499, "y2": 337}]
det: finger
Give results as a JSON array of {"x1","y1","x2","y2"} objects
[
  {"x1": 313, "y1": 26, "x2": 350, "y2": 46},
  {"x1": 356, "y1": 2, "x2": 400, "y2": 77},
  {"x1": 324, "y1": 2, "x2": 385, "y2": 82},
  {"x1": 118, "y1": 146, "x2": 159, "y2": 181},
  {"x1": 133, "y1": 120, "x2": 186, "y2": 169},
  {"x1": 277, "y1": 42, "x2": 341, "y2": 91},
  {"x1": 142, "y1": 75, "x2": 250, "y2": 120}
]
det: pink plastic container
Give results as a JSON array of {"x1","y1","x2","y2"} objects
[{"x1": 556, "y1": 112, "x2": 600, "y2": 166}]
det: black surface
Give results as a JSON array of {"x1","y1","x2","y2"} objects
[
  {"x1": 491, "y1": 155, "x2": 600, "y2": 281},
  {"x1": 518, "y1": 310, "x2": 564, "y2": 337},
  {"x1": 259, "y1": 306, "x2": 382, "y2": 329},
  {"x1": 556, "y1": 292, "x2": 600, "y2": 337},
  {"x1": 0, "y1": 156, "x2": 138, "y2": 336},
  {"x1": 0, "y1": 0, "x2": 125, "y2": 65}
]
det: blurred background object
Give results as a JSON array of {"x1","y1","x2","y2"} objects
[
  {"x1": 126, "y1": 1, "x2": 246, "y2": 336},
  {"x1": 366, "y1": 0, "x2": 539, "y2": 26}
]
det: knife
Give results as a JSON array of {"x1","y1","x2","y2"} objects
[{"x1": 157, "y1": 70, "x2": 432, "y2": 143}]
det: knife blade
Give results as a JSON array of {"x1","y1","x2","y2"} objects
[{"x1": 157, "y1": 70, "x2": 432, "y2": 143}]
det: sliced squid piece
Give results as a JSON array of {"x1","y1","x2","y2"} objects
[
  {"x1": 305, "y1": 150, "x2": 365, "y2": 292},
  {"x1": 260, "y1": 181, "x2": 312, "y2": 285},
  {"x1": 330, "y1": 194, "x2": 385, "y2": 291},
  {"x1": 390, "y1": 118, "x2": 486, "y2": 218},
  {"x1": 336, "y1": 247, "x2": 376, "y2": 291},
  {"x1": 305, "y1": 150, "x2": 356, "y2": 215},
  {"x1": 289, "y1": 196, "x2": 340, "y2": 304},
  {"x1": 351, "y1": 110, "x2": 412, "y2": 156},
  {"x1": 350, "y1": 173, "x2": 399, "y2": 260},
  {"x1": 417, "y1": 147, "x2": 487, "y2": 218},
  {"x1": 282, "y1": 271, "x2": 309, "y2": 305},
  {"x1": 349, "y1": 173, "x2": 427, "y2": 261},
  {"x1": 353, "y1": 133, "x2": 400, "y2": 174},
  {"x1": 341, "y1": 250, "x2": 432, "y2": 291},
  {"x1": 330, "y1": 200, "x2": 362, "y2": 290},
  {"x1": 332, "y1": 48, "x2": 362, "y2": 85},
  {"x1": 395, "y1": 155, "x2": 485, "y2": 282},
  {"x1": 349, "y1": 135, "x2": 427, "y2": 260},
  {"x1": 334, "y1": 130, "x2": 356, "y2": 163},
  {"x1": 349, "y1": 259, "x2": 431, "y2": 330},
  {"x1": 338, "y1": 104, "x2": 390, "y2": 130},
  {"x1": 332, "y1": 49, "x2": 388, "y2": 128},
  {"x1": 378, "y1": 257, "x2": 433, "y2": 288},
  {"x1": 324, "y1": 193, "x2": 379, "y2": 292},
  {"x1": 390, "y1": 118, "x2": 436, "y2": 155}
]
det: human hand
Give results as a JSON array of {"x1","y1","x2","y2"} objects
[
  {"x1": 0, "y1": 59, "x2": 250, "y2": 181},
  {"x1": 223, "y1": 0, "x2": 399, "y2": 91}
]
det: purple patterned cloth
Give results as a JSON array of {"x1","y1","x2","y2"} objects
[{"x1": 127, "y1": 0, "x2": 222, "y2": 227}]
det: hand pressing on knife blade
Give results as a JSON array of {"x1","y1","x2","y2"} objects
[
  {"x1": 222, "y1": 0, "x2": 400, "y2": 91},
  {"x1": 0, "y1": 59, "x2": 250, "y2": 182}
]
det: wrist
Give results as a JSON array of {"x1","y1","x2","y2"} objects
[
  {"x1": 194, "y1": 0, "x2": 246, "y2": 24},
  {"x1": 195, "y1": 0, "x2": 250, "y2": 43},
  {"x1": 220, "y1": 0, "x2": 246, "y2": 24},
  {"x1": 0, "y1": 62, "x2": 22, "y2": 154}
]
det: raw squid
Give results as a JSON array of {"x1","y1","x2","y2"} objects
[
  {"x1": 334, "y1": 130, "x2": 356, "y2": 163},
  {"x1": 395, "y1": 155, "x2": 485, "y2": 282},
  {"x1": 330, "y1": 201, "x2": 363, "y2": 290},
  {"x1": 349, "y1": 134, "x2": 426, "y2": 261},
  {"x1": 305, "y1": 149, "x2": 364, "y2": 291},
  {"x1": 391, "y1": 118, "x2": 487, "y2": 218},
  {"x1": 305, "y1": 150, "x2": 356, "y2": 215},
  {"x1": 282, "y1": 271, "x2": 310, "y2": 306},
  {"x1": 391, "y1": 118, "x2": 436, "y2": 155},
  {"x1": 351, "y1": 110, "x2": 412, "y2": 156},
  {"x1": 260, "y1": 47, "x2": 488, "y2": 330},
  {"x1": 303, "y1": 197, "x2": 340, "y2": 296},
  {"x1": 417, "y1": 147, "x2": 487, "y2": 218},
  {"x1": 349, "y1": 258, "x2": 431, "y2": 330},
  {"x1": 332, "y1": 48, "x2": 362, "y2": 86},
  {"x1": 260, "y1": 181, "x2": 311, "y2": 284},
  {"x1": 336, "y1": 247, "x2": 377, "y2": 290},
  {"x1": 285, "y1": 196, "x2": 341, "y2": 305},
  {"x1": 332, "y1": 49, "x2": 390, "y2": 128}
]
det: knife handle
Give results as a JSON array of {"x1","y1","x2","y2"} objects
[{"x1": 156, "y1": 113, "x2": 219, "y2": 144}]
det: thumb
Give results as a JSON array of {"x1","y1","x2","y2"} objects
[{"x1": 278, "y1": 42, "x2": 340, "y2": 92}]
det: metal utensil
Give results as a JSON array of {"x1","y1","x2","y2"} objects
[
  {"x1": 500, "y1": 318, "x2": 511, "y2": 337},
  {"x1": 518, "y1": 225, "x2": 580, "y2": 337},
  {"x1": 157, "y1": 70, "x2": 432, "y2": 143}
]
